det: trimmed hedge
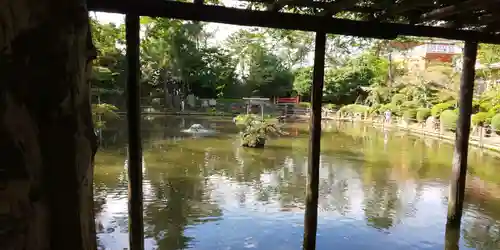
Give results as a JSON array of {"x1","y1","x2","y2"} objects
[
  {"x1": 471, "y1": 112, "x2": 493, "y2": 126},
  {"x1": 491, "y1": 114, "x2": 500, "y2": 132},
  {"x1": 440, "y1": 110, "x2": 458, "y2": 131},
  {"x1": 431, "y1": 102, "x2": 454, "y2": 118},
  {"x1": 416, "y1": 108, "x2": 431, "y2": 123},
  {"x1": 403, "y1": 109, "x2": 417, "y2": 122}
]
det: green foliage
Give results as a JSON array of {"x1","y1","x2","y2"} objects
[
  {"x1": 401, "y1": 100, "x2": 419, "y2": 109},
  {"x1": 298, "y1": 102, "x2": 311, "y2": 108},
  {"x1": 323, "y1": 103, "x2": 337, "y2": 110},
  {"x1": 378, "y1": 103, "x2": 402, "y2": 116},
  {"x1": 402, "y1": 109, "x2": 417, "y2": 122},
  {"x1": 239, "y1": 115, "x2": 286, "y2": 148},
  {"x1": 339, "y1": 104, "x2": 369, "y2": 115},
  {"x1": 491, "y1": 114, "x2": 500, "y2": 131},
  {"x1": 471, "y1": 112, "x2": 493, "y2": 126},
  {"x1": 416, "y1": 108, "x2": 431, "y2": 123},
  {"x1": 431, "y1": 102, "x2": 454, "y2": 118},
  {"x1": 440, "y1": 110, "x2": 458, "y2": 131},
  {"x1": 293, "y1": 67, "x2": 313, "y2": 97},
  {"x1": 391, "y1": 94, "x2": 406, "y2": 106},
  {"x1": 368, "y1": 103, "x2": 382, "y2": 115},
  {"x1": 92, "y1": 103, "x2": 120, "y2": 129}
]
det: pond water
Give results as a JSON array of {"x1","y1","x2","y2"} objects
[{"x1": 94, "y1": 116, "x2": 500, "y2": 250}]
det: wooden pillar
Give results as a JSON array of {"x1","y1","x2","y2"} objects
[
  {"x1": 125, "y1": 15, "x2": 144, "y2": 250},
  {"x1": 303, "y1": 31, "x2": 326, "y2": 250},
  {"x1": 444, "y1": 225, "x2": 460, "y2": 250},
  {"x1": 446, "y1": 40, "x2": 478, "y2": 227}
]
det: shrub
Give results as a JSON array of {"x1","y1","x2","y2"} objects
[
  {"x1": 323, "y1": 103, "x2": 337, "y2": 110},
  {"x1": 416, "y1": 108, "x2": 431, "y2": 123},
  {"x1": 431, "y1": 102, "x2": 454, "y2": 118},
  {"x1": 471, "y1": 112, "x2": 493, "y2": 126},
  {"x1": 391, "y1": 94, "x2": 406, "y2": 106},
  {"x1": 401, "y1": 100, "x2": 419, "y2": 109},
  {"x1": 378, "y1": 103, "x2": 400, "y2": 116},
  {"x1": 92, "y1": 103, "x2": 120, "y2": 129},
  {"x1": 339, "y1": 104, "x2": 369, "y2": 116},
  {"x1": 403, "y1": 109, "x2": 417, "y2": 122},
  {"x1": 491, "y1": 114, "x2": 500, "y2": 132},
  {"x1": 298, "y1": 102, "x2": 311, "y2": 108},
  {"x1": 239, "y1": 115, "x2": 286, "y2": 148},
  {"x1": 368, "y1": 104, "x2": 381, "y2": 115},
  {"x1": 440, "y1": 110, "x2": 458, "y2": 131}
]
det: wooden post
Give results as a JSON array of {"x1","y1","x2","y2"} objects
[
  {"x1": 446, "y1": 40, "x2": 478, "y2": 228},
  {"x1": 303, "y1": 31, "x2": 326, "y2": 250},
  {"x1": 444, "y1": 224, "x2": 460, "y2": 250},
  {"x1": 126, "y1": 15, "x2": 145, "y2": 250}
]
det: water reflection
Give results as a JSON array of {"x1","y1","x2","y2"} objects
[{"x1": 94, "y1": 117, "x2": 500, "y2": 250}]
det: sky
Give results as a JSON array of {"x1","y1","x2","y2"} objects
[{"x1": 91, "y1": 0, "x2": 245, "y2": 45}]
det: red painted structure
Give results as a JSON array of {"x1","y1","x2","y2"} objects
[{"x1": 276, "y1": 96, "x2": 300, "y2": 104}]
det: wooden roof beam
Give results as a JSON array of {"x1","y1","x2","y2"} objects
[
  {"x1": 420, "y1": 0, "x2": 500, "y2": 21},
  {"x1": 242, "y1": 0, "x2": 379, "y2": 13},
  {"x1": 87, "y1": 0, "x2": 500, "y2": 43}
]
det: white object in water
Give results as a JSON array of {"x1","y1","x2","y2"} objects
[
  {"x1": 124, "y1": 158, "x2": 146, "y2": 173},
  {"x1": 181, "y1": 124, "x2": 216, "y2": 136}
]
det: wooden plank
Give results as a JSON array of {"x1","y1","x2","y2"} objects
[
  {"x1": 303, "y1": 31, "x2": 326, "y2": 250},
  {"x1": 420, "y1": 0, "x2": 500, "y2": 21},
  {"x1": 87, "y1": 0, "x2": 500, "y2": 43},
  {"x1": 446, "y1": 40, "x2": 478, "y2": 228},
  {"x1": 125, "y1": 14, "x2": 145, "y2": 250}
]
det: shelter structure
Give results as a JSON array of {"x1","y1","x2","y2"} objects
[
  {"x1": 86, "y1": 0, "x2": 500, "y2": 249},
  {"x1": 243, "y1": 97, "x2": 271, "y2": 119},
  {"x1": 3, "y1": 0, "x2": 500, "y2": 249}
]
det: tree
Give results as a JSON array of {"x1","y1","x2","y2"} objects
[
  {"x1": 2, "y1": 2, "x2": 97, "y2": 249},
  {"x1": 245, "y1": 46, "x2": 294, "y2": 97},
  {"x1": 292, "y1": 66, "x2": 313, "y2": 98},
  {"x1": 90, "y1": 18, "x2": 126, "y2": 108}
]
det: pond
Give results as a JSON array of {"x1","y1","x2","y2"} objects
[{"x1": 94, "y1": 116, "x2": 500, "y2": 250}]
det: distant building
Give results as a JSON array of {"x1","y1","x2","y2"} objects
[{"x1": 389, "y1": 40, "x2": 463, "y2": 73}]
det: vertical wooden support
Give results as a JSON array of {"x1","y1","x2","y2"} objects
[
  {"x1": 126, "y1": 14, "x2": 145, "y2": 250},
  {"x1": 303, "y1": 31, "x2": 326, "y2": 250},
  {"x1": 446, "y1": 40, "x2": 478, "y2": 228},
  {"x1": 444, "y1": 225, "x2": 460, "y2": 250}
]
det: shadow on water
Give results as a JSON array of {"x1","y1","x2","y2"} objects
[{"x1": 93, "y1": 116, "x2": 500, "y2": 250}]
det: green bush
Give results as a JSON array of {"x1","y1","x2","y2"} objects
[
  {"x1": 491, "y1": 114, "x2": 500, "y2": 131},
  {"x1": 402, "y1": 109, "x2": 417, "y2": 122},
  {"x1": 339, "y1": 104, "x2": 369, "y2": 115},
  {"x1": 92, "y1": 103, "x2": 120, "y2": 129},
  {"x1": 323, "y1": 103, "x2": 337, "y2": 110},
  {"x1": 298, "y1": 102, "x2": 311, "y2": 108},
  {"x1": 416, "y1": 108, "x2": 431, "y2": 123},
  {"x1": 368, "y1": 104, "x2": 381, "y2": 114},
  {"x1": 401, "y1": 100, "x2": 419, "y2": 109},
  {"x1": 431, "y1": 102, "x2": 454, "y2": 118},
  {"x1": 471, "y1": 112, "x2": 493, "y2": 126},
  {"x1": 391, "y1": 94, "x2": 406, "y2": 106},
  {"x1": 378, "y1": 103, "x2": 400, "y2": 116},
  {"x1": 440, "y1": 110, "x2": 458, "y2": 131}
]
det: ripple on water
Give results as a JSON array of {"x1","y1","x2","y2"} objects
[{"x1": 94, "y1": 121, "x2": 500, "y2": 250}]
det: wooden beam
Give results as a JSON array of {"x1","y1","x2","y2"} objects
[
  {"x1": 125, "y1": 14, "x2": 144, "y2": 250},
  {"x1": 303, "y1": 31, "x2": 326, "y2": 250},
  {"x1": 446, "y1": 40, "x2": 478, "y2": 228},
  {"x1": 246, "y1": 0, "x2": 379, "y2": 13},
  {"x1": 87, "y1": 0, "x2": 500, "y2": 43},
  {"x1": 421, "y1": 0, "x2": 500, "y2": 21}
]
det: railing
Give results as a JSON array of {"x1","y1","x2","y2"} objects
[{"x1": 334, "y1": 115, "x2": 500, "y2": 152}]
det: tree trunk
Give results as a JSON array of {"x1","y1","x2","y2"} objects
[{"x1": 0, "y1": 1, "x2": 98, "y2": 249}]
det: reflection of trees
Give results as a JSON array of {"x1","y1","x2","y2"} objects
[
  {"x1": 143, "y1": 143, "x2": 223, "y2": 250},
  {"x1": 94, "y1": 118, "x2": 500, "y2": 249},
  {"x1": 462, "y1": 218, "x2": 500, "y2": 250}
]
